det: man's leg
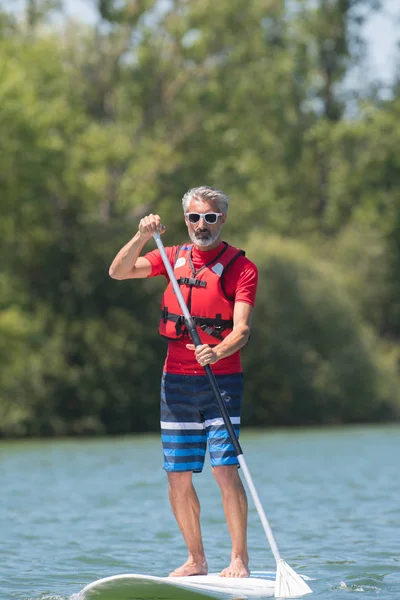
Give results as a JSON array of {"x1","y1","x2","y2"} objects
[
  {"x1": 167, "y1": 471, "x2": 208, "y2": 577},
  {"x1": 212, "y1": 465, "x2": 249, "y2": 578},
  {"x1": 160, "y1": 372, "x2": 208, "y2": 575},
  {"x1": 204, "y1": 373, "x2": 248, "y2": 577}
]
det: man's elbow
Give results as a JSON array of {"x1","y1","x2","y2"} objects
[
  {"x1": 109, "y1": 266, "x2": 124, "y2": 280},
  {"x1": 241, "y1": 325, "x2": 251, "y2": 345}
]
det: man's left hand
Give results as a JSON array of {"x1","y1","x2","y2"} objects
[{"x1": 186, "y1": 343, "x2": 218, "y2": 366}]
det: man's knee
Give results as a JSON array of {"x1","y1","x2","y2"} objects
[
  {"x1": 167, "y1": 470, "x2": 194, "y2": 492},
  {"x1": 211, "y1": 465, "x2": 241, "y2": 488}
]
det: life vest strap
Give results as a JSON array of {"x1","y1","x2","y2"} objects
[
  {"x1": 160, "y1": 310, "x2": 233, "y2": 341},
  {"x1": 177, "y1": 277, "x2": 207, "y2": 288}
]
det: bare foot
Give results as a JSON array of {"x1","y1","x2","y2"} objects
[
  {"x1": 219, "y1": 557, "x2": 250, "y2": 578},
  {"x1": 169, "y1": 559, "x2": 208, "y2": 577}
]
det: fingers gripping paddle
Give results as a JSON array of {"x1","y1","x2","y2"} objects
[{"x1": 153, "y1": 233, "x2": 312, "y2": 598}]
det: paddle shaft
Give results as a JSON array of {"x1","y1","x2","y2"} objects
[{"x1": 153, "y1": 232, "x2": 282, "y2": 564}]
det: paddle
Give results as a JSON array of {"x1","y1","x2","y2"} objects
[{"x1": 153, "y1": 232, "x2": 312, "y2": 598}]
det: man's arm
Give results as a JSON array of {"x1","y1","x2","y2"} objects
[
  {"x1": 109, "y1": 214, "x2": 165, "y2": 280},
  {"x1": 186, "y1": 301, "x2": 254, "y2": 366}
]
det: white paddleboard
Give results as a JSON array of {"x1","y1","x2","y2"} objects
[{"x1": 75, "y1": 571, "x2": 277, "y2": 599}]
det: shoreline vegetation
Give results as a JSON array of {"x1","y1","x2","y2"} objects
[{"x1": 1, "y1": 1, "x2": 399, "y2": 437}]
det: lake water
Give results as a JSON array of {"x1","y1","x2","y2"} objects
[{"x1": 1, "y1": 425, "x2": 399, "y2": 600}]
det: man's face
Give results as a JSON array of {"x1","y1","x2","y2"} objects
[{"x1": 185, "y1": 198, "x2": 227, "y2": 248}]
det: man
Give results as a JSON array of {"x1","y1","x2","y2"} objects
[{"x1": 109, "y1": 186, "x2": 258, "y2": 579}]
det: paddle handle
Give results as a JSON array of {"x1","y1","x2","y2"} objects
[{"x1": 153, "y1": 232, "x2": 282, "y2": 564}]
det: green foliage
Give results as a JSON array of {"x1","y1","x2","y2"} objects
[
  {"x1": 243, "y1": 236, "x2": 399, "y2": 425},
  {"x1": 323, "y1": 225, "x2": 389, "y2": 332},
  {"x1": 0, "y1": 306, "x2": 64, "y2": 437},
  {"x1": 0, "y1": 0, "x2": 399, "y2": 436}
]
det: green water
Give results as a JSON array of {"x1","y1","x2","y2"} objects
[{"x1": 1, "y1": 426, "x2": 399, "y2": 599}]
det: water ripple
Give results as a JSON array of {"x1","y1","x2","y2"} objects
[{"x1": 1, "y1": 426, "x2": 399, "y2": 599}]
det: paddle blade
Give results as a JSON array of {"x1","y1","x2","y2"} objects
[{"x1": 275, "y1": 559, "x2": 312, "y2": 598}]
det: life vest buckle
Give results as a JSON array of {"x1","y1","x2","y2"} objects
[
  {"x1": 214, "y1": 314, "x2": 224, "y2": 332},
  {"x1": 200, "y1": 323, "x2": 223, "y2": 341},
  {"x1": 175, "y1": 315, "x2": 186, "y2": 337},
  {"x1": 177, "y1": 277, "x2": 207, "y2": 288}
]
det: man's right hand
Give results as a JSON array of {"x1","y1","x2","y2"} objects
[
  {"x1": 109, "y1": 214, "x2": 165, "y2": 280},
  {"x1": 139, "y1": 214, "x2": 166, "y2": 241}
]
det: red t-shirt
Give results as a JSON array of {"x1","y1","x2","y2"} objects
[{"x1": 144, "y1": 242, "x2": 258, "y2": 375}]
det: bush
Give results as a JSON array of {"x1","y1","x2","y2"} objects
[{"x1": 242, "y1": 235, "x2": 399, "y2": 426}]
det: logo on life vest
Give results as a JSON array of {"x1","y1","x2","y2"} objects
[
  {"x1": 175, "y1": 257, "x2": 186, "y2": 269},
  {"x1": 211, "y1": 262, "x2": 224, "y2": 276}
]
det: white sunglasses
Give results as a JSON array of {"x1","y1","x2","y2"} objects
[{"x1": 185, "y1": 212, "x2": 223, "y2": 224}]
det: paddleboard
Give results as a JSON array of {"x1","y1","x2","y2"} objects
[{"x1": 75, "y1": 571, "x2": 277, "y2": 599}]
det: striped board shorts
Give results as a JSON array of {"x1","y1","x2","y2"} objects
[{"x1": 160, "y1": 372, "x2": 243, "y2": 473}]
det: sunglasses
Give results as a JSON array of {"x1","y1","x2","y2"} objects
[{"x1": 185, "y1": 212, "x2": 223, "y2": 224}]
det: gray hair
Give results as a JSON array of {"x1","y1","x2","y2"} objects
[{"x1": 182, "y1": 186, "x2": 229, "y2": 214}]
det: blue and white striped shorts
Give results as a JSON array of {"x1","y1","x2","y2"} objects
[{"x1": 160, "y1": 372, "x2": 243, "y2": 473}]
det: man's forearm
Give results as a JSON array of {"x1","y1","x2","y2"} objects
[
  {"x1": 214, "y1": 324, "x2": 250, "y2": 361},
  {"x1": 109, "y1": 231, "x2": 148, "y2": 279}
]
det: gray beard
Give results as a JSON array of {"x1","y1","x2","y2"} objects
[{"x1": 189, "y1": 228, "x2": 221, "y2": 248}]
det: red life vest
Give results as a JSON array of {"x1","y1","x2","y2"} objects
[{"x1": 159, "y1": 242, "x2": 245, "y2": 344}]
